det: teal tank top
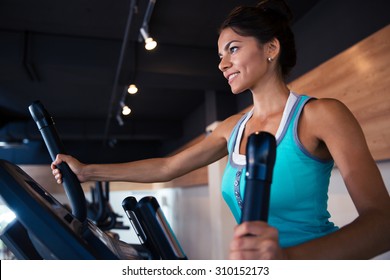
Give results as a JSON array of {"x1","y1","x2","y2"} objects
[{"x1": 221, "y1": 93, "x2": 338, "y2": 247}]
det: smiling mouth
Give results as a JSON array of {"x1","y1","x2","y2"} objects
[{"x1": 227, "y1": 72, "x2": 239, "y2": 83}]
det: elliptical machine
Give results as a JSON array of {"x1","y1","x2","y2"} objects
[
  {"x1": 0, "y1": 101, "x2": 275, "y2": 260},
  {"x1": 0, "y1": 101, "x2": 187, "y2": 260}
]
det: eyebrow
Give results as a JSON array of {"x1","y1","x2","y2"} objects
[{"x1": 218, "y1": 40, "x2": 241, "y2": 57}]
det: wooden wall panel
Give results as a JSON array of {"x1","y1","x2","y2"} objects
[{"x1": 289, "y1": 25, "x2": 390, "y2": 161}]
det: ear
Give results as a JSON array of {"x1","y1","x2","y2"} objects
[{"x1": 265, "y1": 37, "x2": 281, "y2": 59}]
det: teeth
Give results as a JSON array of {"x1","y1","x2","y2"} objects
[{"x1": 228, "y1": 73, "x2": 238, "y2": 80}]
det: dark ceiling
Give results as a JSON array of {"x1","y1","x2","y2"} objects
[{"x1": 1, "y1": 0, "x2": 388, "y2": 165}]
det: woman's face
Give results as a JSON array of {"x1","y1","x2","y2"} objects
[{"x1": 218, "y1": 27, "x2": 269, "y2": 94}]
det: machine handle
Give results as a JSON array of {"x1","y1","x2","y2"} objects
[
  {"x1": 241, "y1": 131, "x2": 276, "y2": 223},
  {"x1": 29, "y1": 100, "x2": 87, "y2": 223},
  {"x1": 136, "y1": 196, "x2": 187, "y2": 260}
]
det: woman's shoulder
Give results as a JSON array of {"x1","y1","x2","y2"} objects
[
  {"x1": 224, "y1": 110, "x2": 252, "y2": 128},
  {"x1": 301, "y1": 96, "x2": 359, "y2": 133},
  {"x1": 212, "y1": 111, "x2": 250, "y2": 139},
  {"x1": 303, "y1": 96, "x2": 351, "y2": 119}
]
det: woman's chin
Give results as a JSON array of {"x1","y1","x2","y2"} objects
[{"x1": 230, "y1": 87, "x2": 247, "y2": 95}]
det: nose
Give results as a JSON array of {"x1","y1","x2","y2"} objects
[{"x1": 218, "y1": 55, "x2": 231, "y2": 72}]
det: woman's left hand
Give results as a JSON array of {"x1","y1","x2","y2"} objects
[{"x1": 229, "y1": 221, "x2": 287, "y2": 260}]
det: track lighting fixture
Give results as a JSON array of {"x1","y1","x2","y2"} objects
[
  {"x1": 120, "y1": 101, "x2": 131, "y2": 116},
  {"x1": 139, "y1": 0, "x2": 157, "y2": 51},
  {"x1": 104, "y1": 0, "x2": 157, "y2": 142},
  {"x1": 140, "y1": 27, "x2": 157, "y2": 51},
  {"x1": 122, "y1": 105, "x2": 131, "y2": 116},
  {"x1": 127, "y1": 84, "x2": 138, "y2": 94}
]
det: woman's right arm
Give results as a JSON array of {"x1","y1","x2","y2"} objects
[{"x1": 51, "y1": 115, "x2": 239, "y2": 184}]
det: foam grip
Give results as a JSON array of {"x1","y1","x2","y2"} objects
[
  {"x1": 29, "y1": 100, "x2": 87, "y2": 223},
  {"x1": 240, "y1": 131, "x2": 276, "y2": 223}
]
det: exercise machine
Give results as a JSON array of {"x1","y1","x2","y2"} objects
[
  {"x1": 0, "y1": 101, "x2": 274, "y2": 259},
  {"x1": 87, "y1": 181, "x2": 129, "y2": 232},
  {"x1": 241, "y1": 131, "x2": 276, "y2": 223},
  {"x1": 0, "y1": 101, "x2": 186, "y2": 259}
]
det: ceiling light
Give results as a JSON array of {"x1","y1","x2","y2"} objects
[
  {"x1": 140, "y1": 27, "x2": 157, "y2": 51},
  {"x1": 119, "y1": 101, "x2": 131, "y2": 116},
  {"x1": 144, "y1": 37, "x2": 157, "y2": 50},
  {"x1": 128, "y1": 84, "x2": 138, "y2": 94},
  {"x1": 122, "y1": 105, "x2": 131, "y2": 116}
]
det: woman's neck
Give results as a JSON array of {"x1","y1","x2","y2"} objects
[{"x1": 250, "y1": 78, "x2": 290, "y2": 119}]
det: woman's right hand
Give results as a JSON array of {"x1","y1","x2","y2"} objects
[{"x1": 51, "y1": 154, "x2": 86, "y2": 184}]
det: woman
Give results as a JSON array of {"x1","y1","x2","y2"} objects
[{"x1": 52, "y1": 0, "x2": 390, "y2": 259}]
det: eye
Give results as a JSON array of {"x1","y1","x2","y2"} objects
[{"x1": 229, "y1": 46, "x2": 238, "y2": 54}]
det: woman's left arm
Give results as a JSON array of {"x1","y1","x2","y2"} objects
[{"x1": 285, "y1": 98, "x2": 390, "y2": 259}]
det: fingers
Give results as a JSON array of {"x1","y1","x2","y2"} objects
[
  {"x1": 233, "y1": 221, "x2": 269, "y2": 237},
  {"x1": 229, "y1": 221, "x2": 282, "y2": 260},
  {"x1": 52, "y1": 168, "x2": 63, "y2": 184},
  {"x1": 51, "y1": 154, "x2": 65, "y2": 184},
  {"x1": 51, "y1": 154, "x2": 61, "y2": 171},
  {"x1": 229, "y1": 238, "x2": 279, "y2": 260}
]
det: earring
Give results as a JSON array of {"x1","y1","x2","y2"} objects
[{"x1": 267, "y1": 57, "x2": 273, "y2": 62}]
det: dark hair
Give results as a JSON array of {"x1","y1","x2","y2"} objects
[{"x1": 220, "y1": 0, "x2": 296, "y2": 79}]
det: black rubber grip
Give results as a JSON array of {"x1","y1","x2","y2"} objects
[
  {"x1": 241, "y1": 131, "x2": 276, "y2": 223},
  {"x1": 29, "y1": 100, "x2": 87, "y2": 223}
]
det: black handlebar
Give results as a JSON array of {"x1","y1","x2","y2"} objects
[
  {"x1": 123, "y1": 196, "x2": 187, "y2": 260},
  {"x1": 29, "y1": 100, "x2": 87, "y2": 223},
  {"x1": 241, "y1": 131, "x2": 276, "y2": 223}
]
